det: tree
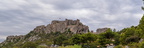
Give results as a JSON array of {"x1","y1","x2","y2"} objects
[
  {"x1": 53, "y1": 35, "x2": 67, "y2": 46},
  {"x1": 138, "y1": 15, "x2": 144, "y2": 38},
  {"x1": 135, "y1": 27, "x2": 143, "y2": 38},
  {"x1": 99, "y1": 28, "x2": 115, "y2": 39},
  {"x1": 125, "y1": 36, "x2": 140, "y2": 44},
  {"x1": 81, "y1": 32, "x2": 97, "y2": 43},
  {"x1": 71, "y1": 34, "x2": 83, "y2": 44},
  {"x1": 71, "y1": 33, "x2": 97, "y2": 45}
]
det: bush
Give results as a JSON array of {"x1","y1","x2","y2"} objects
[
  {"x1": 37, "y1": 46, "x2": 48, "y2": 48},
  {"x1": 114, "y1": 45, "x2": 123, "y2": 48},
  {"x1": 139, "y1": 41, "x2": 144, "y2": 48},
  {"x1": 125, "y1": 36, "x2": 140, "y2": 44},
  {"x1": 22, "y1": 42, "x2": 38, "y2": 48},
  {"x1": 58, "y1": 44, "x2": 81, "y2": 48},
  {"x1": 128, "y1": 43, "x2": 139, "y2": 48}
]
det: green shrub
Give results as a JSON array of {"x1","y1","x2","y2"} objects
[
  {"x1": 37, "y1": 46, "x2": 48, "y2": 48},
  {"x1": 114, "y1": 45, "x2": 123, "y2": 48},
  {"x1": 22, "y1": 42, "x2": 38, "y2": 48},
  {"x1": 139, "y1": 41, "x2": 144, "y2": 48},
  {"x1": 128, "y1": 43, "x2": 139, "y2": 48},
  {"x1": 58, "y1": 44, "x2": 81, "y2": 48}
]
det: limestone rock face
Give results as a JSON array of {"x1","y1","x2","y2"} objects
[
  {"x1": 33, "y1": 25, "x2": 46, "y2": 34},
  {"x1": 1, "y1": 35, "x2": 24, "y2": 44},
  {"x1": 96, "y1": 28, "x2": 109, "y2": 34},
  {"x1": 6, "y1": 35, "x2": 24, "y2": 42},
  {"x1": 0, "y1": 19, "x2": 89, "y2": 45},
  {"x1": 32, "y1": 19, "x2": 89, "y2": 34}
]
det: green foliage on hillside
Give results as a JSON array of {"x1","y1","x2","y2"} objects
[
  {"x1": 22, "y1": 42, "x2": 38, "y2": 48},
  {"x1": 59, "y1": 44, "x2": 81, "y2": 48}
]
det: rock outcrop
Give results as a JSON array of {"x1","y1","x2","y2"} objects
[
  {"x1": 95, "y1": 28, "x2": 109, "y2": 34},
  {"x1": 0, "y1": 19, "x2": 89, "y2": 46},
  {"x1": 5, "y1": 35, "x2": 24, "y2": 42},
  {"x1": 32, "y1": 19, "x2": 89, "y2": 34},
  {"x1": 1, "y1": 35, "x2": 24, "y2": 45}
]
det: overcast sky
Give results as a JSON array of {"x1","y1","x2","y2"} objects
[{"x1": 0, "y1": 0, "x2": 143, "y2": 42}]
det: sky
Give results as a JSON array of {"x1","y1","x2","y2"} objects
[{"x1": 0, "y1": 0, "x2": 143, "y2": 42}]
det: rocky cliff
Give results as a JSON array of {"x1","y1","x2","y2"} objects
[
  {"x1": 5, "y1": 35, "x2": 24, "y2": 42},
  {"x1": 1, "y1": 19, "x2": 89, "y2": 44},
  {"x1": 33, "y1": 19, "x2": 89, "y2": 34},
  {"x1": 0, "y1": 35, "x2": 25, "y2": 46}
]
